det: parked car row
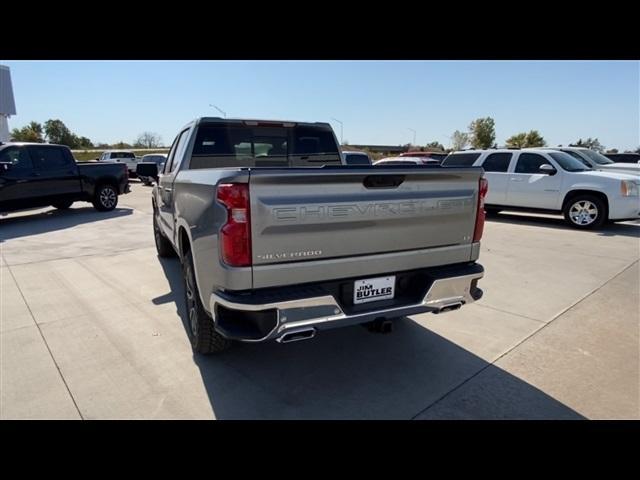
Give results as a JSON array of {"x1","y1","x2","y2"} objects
[
  {"x1": 545, "y1": 147, "x2": 640, "y2": 175},
  {"x1": 441, "y1": 148, "x2": 640, "y2": 229}
]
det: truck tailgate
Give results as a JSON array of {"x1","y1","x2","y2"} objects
[{"x1": 249, "y1": 167, "x2": 482, "y2": 287}]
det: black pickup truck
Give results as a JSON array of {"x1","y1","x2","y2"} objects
[{"x1": 0, "y1": 142, "x2": 130, "y2": 213}]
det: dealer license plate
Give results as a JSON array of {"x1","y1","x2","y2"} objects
[{"x1": 353, "y1": 276, "x2": 396, "y2": 305}]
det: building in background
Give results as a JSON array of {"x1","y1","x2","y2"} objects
[{"x1": 0, "y1": 65, "x2": 17, "y2": 142}]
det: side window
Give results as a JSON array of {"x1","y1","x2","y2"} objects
[
  {"x1": 28, "y1": 147, "x2": 72, "y2": 171},
  {"x1": 514, "y1": 153, "x2": 549, "y2": 174},
  {"x1": 442, "y1": 152, "x2": 481, "y2": 167},
  {"x1": 564, "y1": 150, "x2": 590, "y2": 167},
  {"x1": 481, "y1": 153, "x2": 512, "y2": 172},
  {"x1": 0, "y1": 147, "x2": 34, "y2": 172},
  {"x1": 163, "y1": 137, "x2": 180, "y2": 173},
  {"x1": 166, "y1": 129, "x2": 189, "y2": 174},
  {"x1": 292, "y1": 126, "x2": 339, "y2": 155}
]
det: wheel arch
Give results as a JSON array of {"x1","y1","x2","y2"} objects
[
  {"x1": 562, "y1": 189, "x2": 609, "y2": 218},
  {"x1": 93, "y1": 177, "x2": 119, "y2": 195},
  {"x1": 178, "y1": 225, "x2": 191, "y2": 259}
]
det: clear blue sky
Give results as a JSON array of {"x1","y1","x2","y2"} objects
[{"x1": 2, "y1": 60, "x2": 639, "y2": 150}]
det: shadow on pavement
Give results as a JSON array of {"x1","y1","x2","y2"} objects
[
  {"x1": 0, "y1": 206, "x2": 133, "y2": 242},
  {"x1": 156, "y1": 256, "x2": 585, "y2": 419},
  {"x1": 488, "y1": 212, "x2": 640, "y2": 238}
]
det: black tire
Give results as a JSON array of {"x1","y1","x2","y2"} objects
[
  {"x1": 153, "y1": 210, "x2": 176, "y2": 258},
  {"x1": 563, "y1": 194, "x2": 606, "y2": 229},
  {"x1": 182, "y1": 249, "x2": 231, "y2": 354},
  {"x1": 52, "y1": 201, "x2": 73, "y2": 210},
  {"x1": 92, "y1": 184, "x2": 118, "y2": 211}
]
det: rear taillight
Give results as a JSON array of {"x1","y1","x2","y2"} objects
[
  {"x1": 473, "y1": 176, "x2": 488, "y2": 242},
  {"x1": 123, "y1": 164, "x2": 129, "y2": 180},
  {"x1": 217, "y1": 183, "x2": 251, "y2": 267}
]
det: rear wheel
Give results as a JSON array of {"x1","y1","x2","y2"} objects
[
  {"x1": 563, "y1": 195, "x2": 606, "y2": 229},
  {"x1": 52, "y1": 201, "x2": 73, "y2": 210},
  {"x1": 182, "y1": 250, "x2": 231, "y2": 354},
  {"x1": 92, "y1": 184, "x2": 118, "y2": 211}
]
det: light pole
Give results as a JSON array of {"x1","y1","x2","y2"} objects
[
  {"x1": 209, "y1": 104, "x2": 226, "y2": 118},
  {"x1": 408, "y1": 128, "x2": 416, "y2": 147},
  {"x1": 331, "y1": 117, "x2": 343, "y2": 145}
]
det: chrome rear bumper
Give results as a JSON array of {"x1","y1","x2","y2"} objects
[{"x1": 209, "y1": 264, "x2": 483, "y2": 343}]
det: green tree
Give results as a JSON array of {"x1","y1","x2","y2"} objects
[
  {"x1": 134, "y1": 131, "x2": 162, "y2": 149},
  {"x1": 571, "y1": 137, "x2": 605, "y2": 152},
  {"x1": 468, "y1": 117, "x2": 496, "y2": 149},
  {"x1": 505, "y1": 132, "x2": 527, "y2": 148},
  {"x1": 450, "y1": 130, "x2": 469, "y2": 151},
  {"x1": 425, "y1": 141, "x2": 445, "y2": 151},
  {"x1": 76, "y1": 136, "x2": 94, "y2": 148},
  {"x1": 505, "y1": 130, "x2": 546, "y2": 148},
  {"x1": 10, "y1": 121, "x2": 45, "y2": 142},
  {"x1": 44, "y1": 119, "x2": 77, "y2": 147}
]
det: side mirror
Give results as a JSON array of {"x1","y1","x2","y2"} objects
[
  {"x1": 136, "y1": 162, "x2": 159, "y2": 181},
  {"x1": 539, "y1": 164, "x2": 557, "y2": 175}
]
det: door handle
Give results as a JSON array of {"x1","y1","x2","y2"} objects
[
  {"x1": 510, "y1": 177, "x2": 524, "y2": 182},
  {"x1": 363, "y1": 175, "x2": 405, "y2": 189}
]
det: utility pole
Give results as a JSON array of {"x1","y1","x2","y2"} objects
[{"x1": 408, "y1": 128, "x2": 416, "y2": 147}]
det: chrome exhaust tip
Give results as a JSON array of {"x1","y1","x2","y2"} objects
[
  {"x1": 433, "y1": 302, "x2": 463, "y2": 314},
  {"x1": 277, "y1": 328, "x2": 316, "y2": 344}
]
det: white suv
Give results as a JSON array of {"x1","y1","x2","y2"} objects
[{"x1": 442, "y1": 148, "x2": 640, "y2": 229}]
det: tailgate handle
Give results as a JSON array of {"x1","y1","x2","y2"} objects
[{"x1": 363, "y1": 175, "x2": 405, "y2": 189}]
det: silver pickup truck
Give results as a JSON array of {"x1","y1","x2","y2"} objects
[{"x1": 138, "y1": 118, "x2": 486, "y2": 354}]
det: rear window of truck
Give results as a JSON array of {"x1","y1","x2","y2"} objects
[
  {"x1": 190, "y1": 124, "x2": 341, "y2": 169},
  {"x1": 111, "y1": 152, "x2": 135, "y2": 159}
]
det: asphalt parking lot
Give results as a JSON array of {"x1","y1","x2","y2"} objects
[{"x1": 1, "y1": 181, "x2": 638, "y2": 419}]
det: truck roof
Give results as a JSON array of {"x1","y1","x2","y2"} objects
[
  {"x1": 0, "y1": 142, "x2": 66, "y2": 148},
  {"x1": 194, "y1": 117, "x2": 332, "y2": 128},
  {"x1": 449, "y1": 148, "x2": 552, "y2": 155}
]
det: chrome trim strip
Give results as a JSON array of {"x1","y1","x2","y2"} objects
[{"x1": 210, "y1": 270, "x2": 483, "y2": 342}]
